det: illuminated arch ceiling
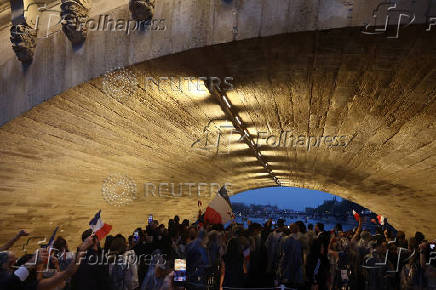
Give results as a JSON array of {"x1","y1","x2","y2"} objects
[
  {"x1": 0, "y1": 0, "x2": 435, "y2": 248},
  {"x1": 1, "y1": 27, "x2": 435, "y2": 247}
]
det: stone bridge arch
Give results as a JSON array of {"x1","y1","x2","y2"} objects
[{"x1": 0, "y1": 0, "x2": 435, "y2": 246}]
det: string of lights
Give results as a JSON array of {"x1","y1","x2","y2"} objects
[{"x1": 206, "y1": 82, "x2": 281, "y2": 186}]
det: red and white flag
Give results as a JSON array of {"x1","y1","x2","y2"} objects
[
  {"x1": 377, "y1": 215, "x2": 385, "y2": 225},
  {"x1": 89, "y1": 210, "x2": 112, "y2": 241},
  {"x1": 352, "y1": 210, "x2": 360, "y2": 222},
  {"x1": 204, "y1": 185, "x2": 233, "y2": 225}
]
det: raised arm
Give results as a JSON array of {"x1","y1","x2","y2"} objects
[
  {"x1": 37, "y1": 235, "x2": 94, "y2": 290},
  {"x1": 0, "y1": 230, "x2": 29, "y2": 251},
  {"x1": 351, "y1": 216, "x2": 362, "y2": 243}
]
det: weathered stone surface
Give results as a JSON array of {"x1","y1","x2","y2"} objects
[
  {"x1": 1, "y1": 0, "x2": 433, "y2": 125},
  {"x1": 0, "y1": 28, "x2": 435, "y2": 250}
]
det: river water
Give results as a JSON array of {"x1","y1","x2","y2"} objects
[{"x1": 234, "y1": 216, "x2": 379, "y2": 234}]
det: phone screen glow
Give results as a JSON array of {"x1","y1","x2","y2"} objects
[{"x1": 174, "y1": 259, "x2": 186, "y2": 281}]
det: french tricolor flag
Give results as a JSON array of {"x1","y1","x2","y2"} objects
[
  {"x1": 204, "y1": 185, "x2": 234, "y2": 225},
  {"x1": 352, "y1": 210, "x2": 360, "y2": 222},
  {"x1": 89, "y1": 210, "x2": 112, "y2": 241},
  {"x1": 47, "y1": 226, "x2": 59, "y2": 248},
  {"x1": 377, "y1": 215, "x2": 386, "y2": 225}
]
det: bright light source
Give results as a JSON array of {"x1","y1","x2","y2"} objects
[
  {"x1": 185, "y1": 81, "x2": 210, "y2": 98},
  {"x1": 231, "y1": 142, "x2": 250, "y2": 151},
  {"x1": 235, "y1": 116, "x2": 242, "y2": 125},
  {"x1": 222, "y1": 95, "x2": 231, "y2": 108}
]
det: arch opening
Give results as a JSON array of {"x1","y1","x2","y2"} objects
[{"x1": 230, "y1": 186, "x2": 390, "y2": 233}]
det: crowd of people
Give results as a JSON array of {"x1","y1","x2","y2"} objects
[{"x1": 1, "y1": 214, "x2": 436, "y2": 290}]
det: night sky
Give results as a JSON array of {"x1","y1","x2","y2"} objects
[{"x1": 230, "y1": 186, "x2": 342, "y2": 211}]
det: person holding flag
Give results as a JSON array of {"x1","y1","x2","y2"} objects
[
  {"x1": 42, "y1": 226, "x2": 60, "y2": 270},
  {"x1": 0, "y1": 232, "x2": 95, "y2": 290},
  {"x1": 203, "y1": 185, "x2": 234, "y2": 226},
  {"x1": 352, "y1": 210, "x2": 360, "y2": 222},
  {"x1": 70, "y1": 210, "x2": 112, "y2": 290},
  {"x1": 37, "y1": 226, "x2": 62, "y2": 284},
  {"x1": 187, "y1": 185, "x2": 233, "y2": 285},
  {"x1": 46, "y1": 227, "x2": 59, "y2": 249},
  {"x1": 88, "y1": 210, "x2": 112, "y2": 241},
  {"x1": 377, "y1": 215, "x2": 386, "y2": 226}
]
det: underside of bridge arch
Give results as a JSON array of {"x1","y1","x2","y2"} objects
[{"x1": 0, "y1": 26, "x2": 435, "y2": 247}]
